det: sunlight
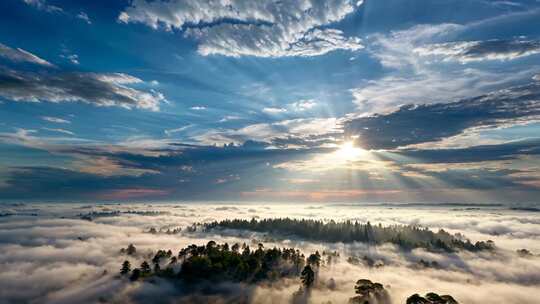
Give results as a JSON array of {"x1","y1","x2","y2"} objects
[{"x1": 336, "y1": 141, "x2": 365, "y2": 161}]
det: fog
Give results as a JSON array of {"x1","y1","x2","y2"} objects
[{"x1": 1, "y1": 202, "x2": 539, "y2": 304}]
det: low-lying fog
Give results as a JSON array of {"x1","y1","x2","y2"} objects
[{"x1": 1, "y1": 202, "x2": 539, "y2": 304}]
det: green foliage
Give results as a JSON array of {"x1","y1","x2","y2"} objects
[
  {"x1": 204, "y1": 218, "x2": 494, "y2": 252},
  {"x1": 121, "y1": 242, "x2": 312, "y2": 285}
]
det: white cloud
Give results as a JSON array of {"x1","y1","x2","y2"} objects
[
  {"x1": 0, "y1": 203, "x2": 540, "y2": 304},
  {"x1": 60, "y1": 54, "x2": 79, "y2": 65},
  {"x1": 219, "y1": 115, "x2": 242, "y2": 123},
  {"x1": 0, "y1": 42, "x2": 54, "y2": 67},
  {"x1": 164, "y1": 125, "x2": 191, "y2": 136},
  {"x1": 263, "y1": 107, "x2": 287, "y2": 114},
  {"x1": 41, "y1": 128, "x2": 75, "y2": 136},
  {"x1": 194, "y1": 117, "x2": 340, "y2": 146},
  {"x1": 21, "y1": 0, "x2": 63, "y2": 13},
  {"x1": 290, "y1": 99, "x2": 317, "y2": 111},
  {"x1": 190, "y1": 106, "x2": 206, "y2": 110},
  {"x1": 352, "y1": 24, "x2": 540, "y2": 115},
  {"x1": 119, "y1": 0, "x2": 364, "y2": 57},
  {"x1": 76, "y1": 12, "x2": 92, "y2": 24},
  {"x1": 41, "y1": 116, "x2": 71, "y2": 124}
]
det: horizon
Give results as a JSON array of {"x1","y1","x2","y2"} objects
[{"x1": 1, "y1": 1, "x2": 540, "y2": 304}]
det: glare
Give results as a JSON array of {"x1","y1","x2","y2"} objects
[{"x1": 336, "y1": 141, "x2": 365, "y2": 161}]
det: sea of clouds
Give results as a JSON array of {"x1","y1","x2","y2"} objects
[{"x1": 0, "y1": 202, "x2": 539, "y2": 304}]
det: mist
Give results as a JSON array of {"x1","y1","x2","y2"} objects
[{"x1": 1, "y1": 202, "x2": 539, "y2": 304}]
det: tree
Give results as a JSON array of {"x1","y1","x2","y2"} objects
[
  {"x1": 140, "y1": 261, "x2": 151, "y2": 274},
  {"x1": 307, "y1": 252, "x2": 321, "y2": 267},
  {"x1": 126, "y1": 244, "x2": 137, "y2": 255},
  {"x1": 300, "y1": 265, "x2": 315, "y2": 289},
  {"x1": 130, "y1": 268, "x2": 141, "y2": 281},
  {"x1": 350, "y1": 279, "x2": 389, "y2": 304},
  {"x1": 120, "y1": 260, "x2": 131, "y2": 275}
]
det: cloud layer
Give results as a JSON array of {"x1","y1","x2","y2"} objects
[
  {"x1": 345, "y1": 82, "x2": 540, "y2": 149},
  {"x1": 119, "y1": 0, "x2": 364, "y2": 57},
  {"x1": 1, "y1": 203, "x2": 540, "y2": 304}
]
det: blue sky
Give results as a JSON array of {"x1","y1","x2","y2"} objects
[{"x1": 0, "y1": 0, "x2": 539, "y2": 203}]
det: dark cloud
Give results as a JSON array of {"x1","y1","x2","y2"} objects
[
  {"x1": 381, "y1": 139, "x2": 540, "y2": 164},
  {"x1": 415, "y1": 38, "x2": 540, "y2": 62},
  {"x1": 0, "y1": 67, "x2": 165, "y2": 111},
  {"x1": 345, "y1": 82, "x2": 540, "y2": 149},
  {"x1": 0, "y1": 144, "x2": 317, "y2": 200}
]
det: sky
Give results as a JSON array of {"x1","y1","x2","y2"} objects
[{"x1": 0, "y1": 0, "x2": 539, "y2": 203}]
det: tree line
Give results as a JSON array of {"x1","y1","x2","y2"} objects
[{"x1": 203, "y1": 218, "x2": 495, "y2": 252}]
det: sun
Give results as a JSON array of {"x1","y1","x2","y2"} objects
[{"x1": 336, "y1": 141, "x2": 365, "y2": 161}]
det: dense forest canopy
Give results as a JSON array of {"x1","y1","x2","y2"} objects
[
  {"x1": 203, "y1": 218, "x2": 495, "y2": 252},
  {"x1": 118, "y1": 241, "x2": 460, "y2": 304}
]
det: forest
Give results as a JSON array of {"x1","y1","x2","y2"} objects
[
  {"x1": 118, "y1": 241, "x2": 458, "y2": 304},
  {"x1": 203, "y1": 218, "x2": 495, "y2": 252}
]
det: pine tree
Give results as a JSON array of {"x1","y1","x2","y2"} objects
[
  {"x1": 140, "y1": 261, "x2": 151, "y2": 274},
  {"x1": 120, "y1": 260, "x2": 131, "y2": 275},
  {"x1": 301, "y1": 265, "x2": 315, "y2": 289},
  {"x1": 126, "y1": 244, "x2": 137, "y2": 255}
]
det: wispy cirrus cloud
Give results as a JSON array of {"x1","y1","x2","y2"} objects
[
  {"x1": 0, "y1": 42, "x2": 54, "y2": 67},
  {"x1": 41, "y1": 116, "x2": 71, "y2": 124},
  {"x1": 21, "y1": 0, "x2": 63, "y2": 13},
  {"x1": 41, "y1": 127, "x2": 74, "y2": 136},
  {"x1": 118, "y1": 0, "x2": 364, "y2": 57}
]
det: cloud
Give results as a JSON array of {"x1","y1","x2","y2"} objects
[
  {"x1": 345, "y1": 82, "x2": 540, "y2": 149},
  {"x1": 290, "y1": 99, "x2": 317, "y2": 111},
  {"x1": 1, "y1": 203, "x2": 540, "y2": 303},
  {"x1": 164, "y1": 125, "x2": 191, "y2": 136},
  {"x1": 118, "y1": 0, "x2": 364, "y2": 57},
  {"x1": 76, "y1": 12, "x2": 92, "y2": 24},
  {"x1": 415, "y1": 39, "x2": 540, "y2": 63},
  {"x1": 41, "y1": 116, "x2": 71, "y2": 124},
  {"x1": 390, "y1": 139, "x2": 540, "y2": 164},
  {"x1": 353, "y1": 22, "x2": 540, "y2": 114},
  {"x1": 21, "y1": 0, "x2": 63, "y2": 13},
  {"x1": 0, "y1": 42, "x2": 54, "y2": 67},
  {"x1": 263, "y1": 107, "x2": 287, "y2": 114},
  {"x1": 41, "y1": 128, "x2": 75, "y2": 136},
  {"x1": 194, "y1": 118, "x2": 341, "y2": 147},
  {"x1": 60, "y1": 53, "x2": 79, "y2": 65},
  {"x1": 0, "y1": 68, "x2": 166, "y2": 111}
]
